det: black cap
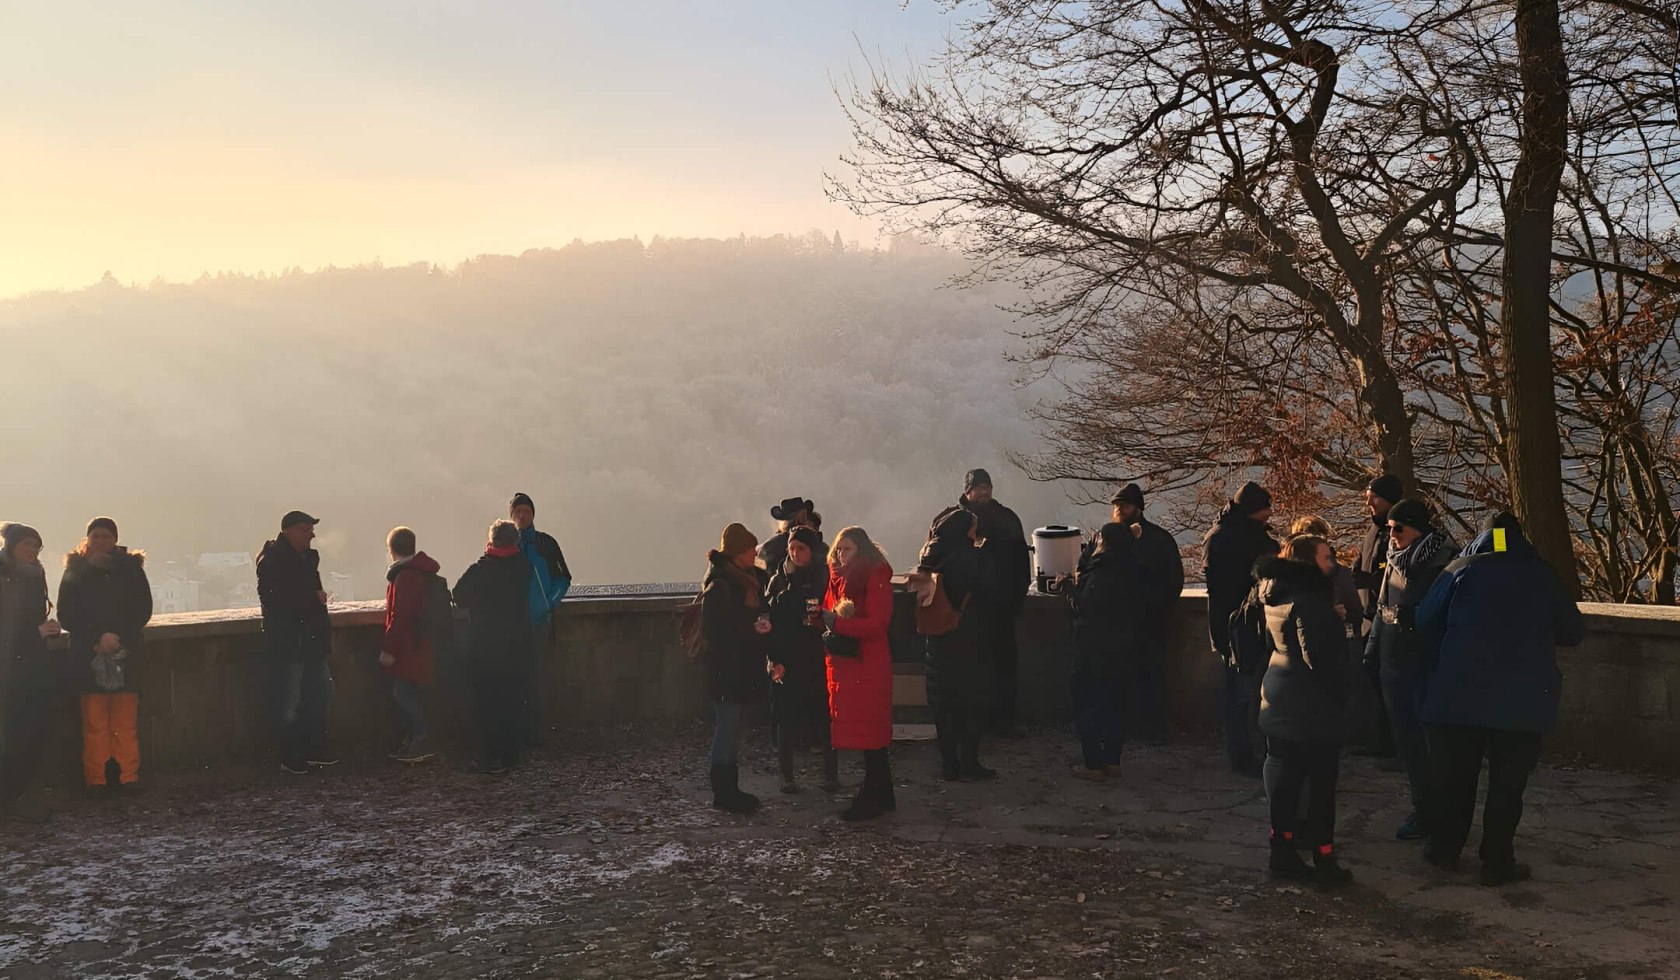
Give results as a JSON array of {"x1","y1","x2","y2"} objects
[
  {"x1": 1111, "y1": 483, "x2": 1145, "y2": 509},
  {"x1": 280, "y1": 510, "x2": 319, "y2": 530},
  {"x1": 771, "y1": 497, "x2": 814, "y2": 521},
  {"x1": 1232, "y1": 481, "x2": 1272, "y2": 515},
  {"x1": 1387, "y1": 499, "x2": 1433, "y2": 533},
  {"x1": 509, "y1": 492, "x2": 535, "y2": 514},
  {"x1": 964, "y1": 468, "x2": 993, "y2": 492},
  {"x1": 1368, "y1": 474, "x2": 1404, "y2": 507},
  {"x1": 1482, "y1": 510, "x2": 1522, "y2": 534}
]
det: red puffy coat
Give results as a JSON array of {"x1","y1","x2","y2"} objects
[
  {"x1": 825, "y1": 561, "x2": 895, "y2": 751},
  {"x1": 382, "y1": 552, "x2": 440, "y2": 685}
]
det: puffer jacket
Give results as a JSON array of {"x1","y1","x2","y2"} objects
[
  {"x1": 700, "y1": 552, "x2": 770, "y2": 704},
  {"x1": 57, "y1": 548, "x2": 152, "y2": 693},
  {"x1": 1256, "y1": 556, "x2": 1352, "y2": 743}
]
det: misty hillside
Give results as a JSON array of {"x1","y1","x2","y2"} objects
[{"x1": 1, "y1": 235, "x2": 1105, "y2": 602}]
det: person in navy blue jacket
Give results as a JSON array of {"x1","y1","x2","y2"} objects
[{"x1": 1414, "y1": 511, "x2": 1585, "y2": 886}]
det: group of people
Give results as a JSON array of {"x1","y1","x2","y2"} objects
[
  {"x1": 1200, "y1": 476, "x2": 1585, "y2": 887},
  {"x1": 696, "y1": 470, "x2": 1039, "y2": 822},
  {"x1": 0, "y1": 492, "x2": 573, "y2": 823}
]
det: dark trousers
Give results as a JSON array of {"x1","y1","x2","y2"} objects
[
  {"x1": 1427, "y1": 725, "x2": 1542, "y2": 869},
  {"x1": 1357, "y1": 639, "x2": 1395, "y2": 753},
  {"x1": 1264, "y1": 738, "x2": 1341, "y2": 845},
  {"x1": 1223, "y1": 664, "x2": 1262, "y2": 767},
  {"x1": 0, "y1": 654, "x2": 54, "y2": 800},
  {"x1": 1072, "y1": 671, "x2": 1125, "y2": 769},
  {"x1": 267, "y1": 655, "x2": 334, "y2": 768},
  {"x1": 520, "y1": 620, "x2": 548, "y2": 745},
  {"x1": 1381, "y1": 658, "x2": 1432, "y2": 821},
  {"x1": 1127, "y1": 609, "x2": 1169, "y2": 740},
  {"x1": 475, "y1": 662, "x2": 523, "y2": 767},
  {"x1": 987, "y1": 605, "x2": 1021, "y2": 731},
  {"x1": 935, "y1": 698, "x2": 986, "y2": 772}
]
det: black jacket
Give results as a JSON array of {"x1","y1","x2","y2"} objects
[
  {"x1": 452, "y1": 551, "x2": 533, "y2": 670},
  {"x1": 1134, "y1": 516, "x2": 1185, "y2": 611},
  {"x1": 57, "y1": 548, "x2": 153, "y2": 693},
  {"x1": 1201, "y1": 507, "x2": 1280, "y2": 658},
  {"x1": 700, "y1": 552, "x2": 769, "y2": 704},
  {"x1": 942, "y1": 497, "x2": 1031, "y2": 611},
  {"x1": 0, "y1": 550, "x2": 50, "y2": 665},
  {"x1": 764, "y1": 555, "x2": 829, "y2": 727},
  {"x1": 256, "y1": 539, "x2": 331, "y2": 659},
  {"x1": 1071, "y1": 545, "x2": 1142, "y2": 678},
  {"x1": 1255, "y1": 556, "x2": 1353, "y2": 743},
  {"x1": 1354, "y1": 514, "x2": 1389, "y2": 623},
  {"x1": 758, "y1": 529, "x2": 824, "y2": 580},
  {"x1": 1367, "y1": 529, "x2": 1456, "y2": 677},
  {"x1": 917, "y1": 516, "x2": 994, "y2": 706}
]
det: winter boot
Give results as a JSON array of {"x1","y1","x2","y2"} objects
[
  {"x1": 1479, "y1": 862, "x2": 1532, "y2": 887},
  {"x1": 821, "y1": 748, "x2": 842, "y2": 793},
  {"x1": 1268, "y1": 833, "x2": 1311, "y2": 879},
  {"x1": 778, "y1": 741, "x2": 800, "y2": 794},
  {"x1": 958, "y1": 736, "x2": 996, "y2": 781},
  {"x1": 712, "y1": 764, "x2": 760, "y2": 814},
  {"x1": 1312, "y1": 847, "x2": 1354, "y2": 886},
  {"x1": 842, "y1": 750, "x2": 893, "y2": 822},
  {"x1": 935, "y1": 718, "x2": 961, "y2": 781}
]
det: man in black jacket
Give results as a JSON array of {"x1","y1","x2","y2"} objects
[
  {"x1": 256, "y1": 511, "x2": 336, "y2": 775},
  {"x1": 943, "y1": 469, "x2": 1032, "y2": 736},
  {"x1": 453, "y1": 520, "x2": 534, "y2": 775},
  {"x1": 1202, "y1": 482, "x2": 1279, "y2": 776},
  {"x1": 1113, "y1": 483, "x2": 1184, "y2": 743},
  {"x1": 1352, "y1": 474, "x2": 1404, "y2": 757},
  {"x1": 509, "y1": 492, "x2": 571, "y2": 747}
]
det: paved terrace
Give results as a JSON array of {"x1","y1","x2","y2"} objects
[{"x1": 2, "y1": 728, "x2": 1675, "y2": 979}]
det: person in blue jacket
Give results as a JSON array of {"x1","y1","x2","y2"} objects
[
  {"x1": 509, "y1": 492, "x2": 572, "y2": 747},
  {"x1": 1414, "y1": 511, "x2": 1585, "y2": 887}
]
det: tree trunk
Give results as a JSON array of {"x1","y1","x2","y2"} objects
[{"x1": 1500, "y1": 0, "x2": 1582, "y2": 596}]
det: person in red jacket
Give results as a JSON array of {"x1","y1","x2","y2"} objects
[
  {"x1": 823, "y1": 526, "x2": 896, "y2": 822},
  {"x1": 381, "y1": 526, "x2": 441, "y2": 763}
]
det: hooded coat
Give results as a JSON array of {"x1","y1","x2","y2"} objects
[
  {"x1": 452, "y1": 550, "x2": 533, "y2": 670},
  {"x1": 1415, "y1": 527, "x2": 1586, "y2": 733},
  {"x1": 1070, "y1": 539, "x2": 1143, "y2": 679},
  {"x1": 1201, "y1": 506, "x2": 1280, "y2": 659},
  {"x1": 700, "y1": 551, "x2": 770, "y2": 705},
  {"x1": 256, "y1": 538, "x2": 331, "y2": 660},
  {"x1": 825, "y1": 560, "x2": 895, "y2": 751},
  {"x1": 765, "y1": 553, "x2": 828, "y2": 726},
  {"x1": 1255, "y1": 556, "x2": 1353, "y2": 743},
  {"x1": 0, "y1": 549, "x2": 51, "y2": 670},
  {"x1": 382, "y1": 551, "x2": 442, "y2": 685},
  {"x1": 917, "y1": 511, "x2": 994, "y2": 708},
  {"x1": 57, "y1": 547, "x2": 152, "y2": 693}
]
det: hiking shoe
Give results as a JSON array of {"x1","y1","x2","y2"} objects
[
  {"x1": 1102, "y1": 764, "x2": 1124, "y2": 778},
  {"x1": 779, "y1": 779, "x2": 801, "y2": 795},
  {"x1": 469, "y1": 758, "x2": 509, "y2": 776},
  {"x1": 1395, "y1": 813, "x2": 1425, "y2": 841},
  {"x1": 386, "y1": 739, "x2": 410, "y2": 761},
  {"x1": 1422, "y1": 847, "x2": 1462, "y2": 872},
  {"x1": 1070, "y1": 767, "x2": 1105, "y2": 782},
  {"x1": 1480, "y1": 863, "x2": 1533, "y2": 887},
  {"x1": 395, "y1": 737, "x2": 434, "y2": 764},
  {"x1": 1268, "y1": 845, "x2": 1311, "y2": 880},
  {"x1": 1312, "y1": 853, "x2": 1354, "y2": 886},
  {"x1": 960, "y1": 763, "x2": 998, "y2": 782},
  {"x1": 280, "y1": 759, "x2": 311, "y2": 775},
  {"x1": 306, "y1": 752, "x2": 341, "y2": 768}
]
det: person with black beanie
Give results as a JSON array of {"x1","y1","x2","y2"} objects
[
  {"x1": 1110, "y1": 483, "x2": 1184, "y2": 743},
  {"x1": 1068, "y1": 523, "x2": 1143, "y2": 781},
  {"x1": 1201, "y1": 481, "x2": 1279, "y2": 776},
  {"x1": 764, "y1": 524, "x2": 838, "y2": 793},
  {"x1": 916, "y1": 508, "x2": 998, "y2": 781}
]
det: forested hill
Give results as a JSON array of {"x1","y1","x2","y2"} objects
[{"x1": 1, "y1": 235, "x2": 1103, "y2": 596}]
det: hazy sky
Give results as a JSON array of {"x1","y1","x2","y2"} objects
[{"x1": 0, "y1": 1, "x2": 952, "y2": 297}]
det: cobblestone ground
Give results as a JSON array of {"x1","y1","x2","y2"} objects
[{"x1": 1, "y1": 727, "x2": 1675, "y2": 979}]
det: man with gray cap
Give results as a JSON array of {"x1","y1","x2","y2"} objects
[
  {"x1": 934, "y1": 468, "x2": 1031, "y2": 737},
  {"x1": 1112, "y1": 483, "x2": 1184, "y2": 742},
  {"x1": 256, "y1": 510, "x2": 336, "y2": 775}
]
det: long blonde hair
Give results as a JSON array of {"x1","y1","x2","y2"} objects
[{"x1": 828, "y1": 526, "x2": 888, "y2": 571}]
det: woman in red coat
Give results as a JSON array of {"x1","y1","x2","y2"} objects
[{"x1": 824, "y1": 526, "x2": 896, "y2": 822}]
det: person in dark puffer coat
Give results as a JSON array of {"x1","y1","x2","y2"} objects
[
  {"x1": 1255, "y1": 537, "x2": 1355, "y2": 885},
  {"x1": 57, "y1": 517, "x2": 152, "y2": 790},
  {"x1": 765, "y1": 525, "x2": 837, "y2": 793},
  {"x1": 452, "y1": 520, "x2": 533, "y2": 776},
  {"x1": 701, "y1": 523, "x2": 771, "y2": 813},
  {"x1": 916, "y1": 508, "x2": 997, "y2": 782},
  {"x1": 1068, "y1": 523, "x2": 1142, "y2": 781},
  {"x1": 1202, "y1": 481, "x2": 1280, "y2": 776},
  {"x1": 1414, "y1": 512, "x2": 1585, "y2": 886}
]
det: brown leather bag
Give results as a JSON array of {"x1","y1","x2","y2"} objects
[{"x1": 913, "y1": 571, "x2": 969, "y2": 637}]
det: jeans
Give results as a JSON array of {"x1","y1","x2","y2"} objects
[
  {"x1": 268, "y1": 656, "x2": 334, "y2": 767},
  {"x1": 1381, "y1": 654, "x2": 1432, "y2": 820},
  {"x1": 1223, "y1": 664, "x2": 1261, "y2": 767},
  {"x1": 1264, "y1": 738, "x2": 1342, "y2": 846},
  {"x1": 711, "y1": 700, "x2": 745, "y2": 767},
  {"x1": 1427, "y1": 725, "x2": 1543, "y2": 869},
  {"x1": 1072, "y1": 671, "x2": 1126, "y2": 769},
  {"x1": 391, "y1": 678, "x2": 426, "y2": 742},
  {"x1": 0, "y1": 654, "x2": 54, "y2": 800}
]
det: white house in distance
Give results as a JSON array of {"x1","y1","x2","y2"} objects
[
  {"x1": 197, "y1": 552, "x2": 252, "y2": 573},
  {"x1": 150, "y1": 563, "x2": 203, "y2": 614}
]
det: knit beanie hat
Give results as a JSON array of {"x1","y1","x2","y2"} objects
[
  {"x1": 1, "y1": 522, "x2": 43, "y2": 551},
  {"x1": 964, "y1": 468, "x2": 993, "y2": 492},
  {"x1": 1232, "y1": 481, "x2": 1273, "y2": 515},
  {"x1": 788, "y1": 525, "x2": 823, "y2": 554},
  {"x1": 86, "y1": 516, "x2": 119, "y2": 539},
  {"x1": 1387, "y1": 498, "x2": 1433, "y2": 533},
  {"x1": 510, "y1": 492, "x2": 535, "y2": 514},
  {"x1": 1111, "y1": 483, "x2": 1145, "y2": 509},
  {"x1": 1368, "y1": 474, "x2": 1404, "y2": 507},
  {"x1": 720, "y1": 522, "x2": 759, "y2": 557},
  {"x1": 1482, "y1": 510, "x2": 1522, "y2": 534}
]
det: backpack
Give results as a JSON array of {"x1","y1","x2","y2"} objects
[
  {"x1": 913, "y1": 571, "x2": 969, "y2": 637},
  {"x1": 419, "y1": 572, "x2": 457, "y2": 653},
  {"x1": 1226, "y1": 586, "x2": 1269, "y2": 675},
  {"x1": 677, "y1": 592, "x2": 707, "y2": 664}
]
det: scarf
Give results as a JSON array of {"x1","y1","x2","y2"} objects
[
  {"x1": 486, "y1": 545, "x2": 521, "y2": 558},
  {"x1": 710, "y1": 552, "x2": 762, "y2": 609},
  {"x1": 1390, "y1": 528, "x2": 1451, "y2": 578}
]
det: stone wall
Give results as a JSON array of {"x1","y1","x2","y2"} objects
[{"x1": 31, "y1": 591, "x2": 1680, "y2": 778}]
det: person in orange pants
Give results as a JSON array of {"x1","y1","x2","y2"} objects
[{"x1": 57, "y1": 517, "x2": 152, "y2": 790}]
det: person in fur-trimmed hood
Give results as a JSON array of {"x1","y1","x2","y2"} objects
[
  {"x1": 1, "y1": 522, "x2": 61, "y2": 823},
  {"x1": 1365, "y1": 498, "x2": 1457, "y2": 843},
  {"x1": 701, "y1": 522, "x2": 771, "y2": 813},
  {"x1": 57, "y1": 517, "x2": 152, "y2": 790}
]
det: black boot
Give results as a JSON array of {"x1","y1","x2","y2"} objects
[
  {"x1": 821, "y1": 748, "x2": 842, "y2": 792},
  {"x1": 958, "y1": 736, "x2": 996, "y2": 781},
  {"x1": 778, "y1": 740, "x2": 800, "y2": 794},
  {"x1": 1268, "y1": 834, "x2": 1312, "y2": 879},
  {"x1": 1312, "y1": 849, "x2": 1354, "y2": 886},
  {"x1": 842, "y1": 750, "x2": 892, "y2": 822},
  {"x1": 711, "y1": 764, "x2": 759, "y2": 814},
  {"x1": 936, "y1": 720, "x2": 961, "y2": 781}
]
